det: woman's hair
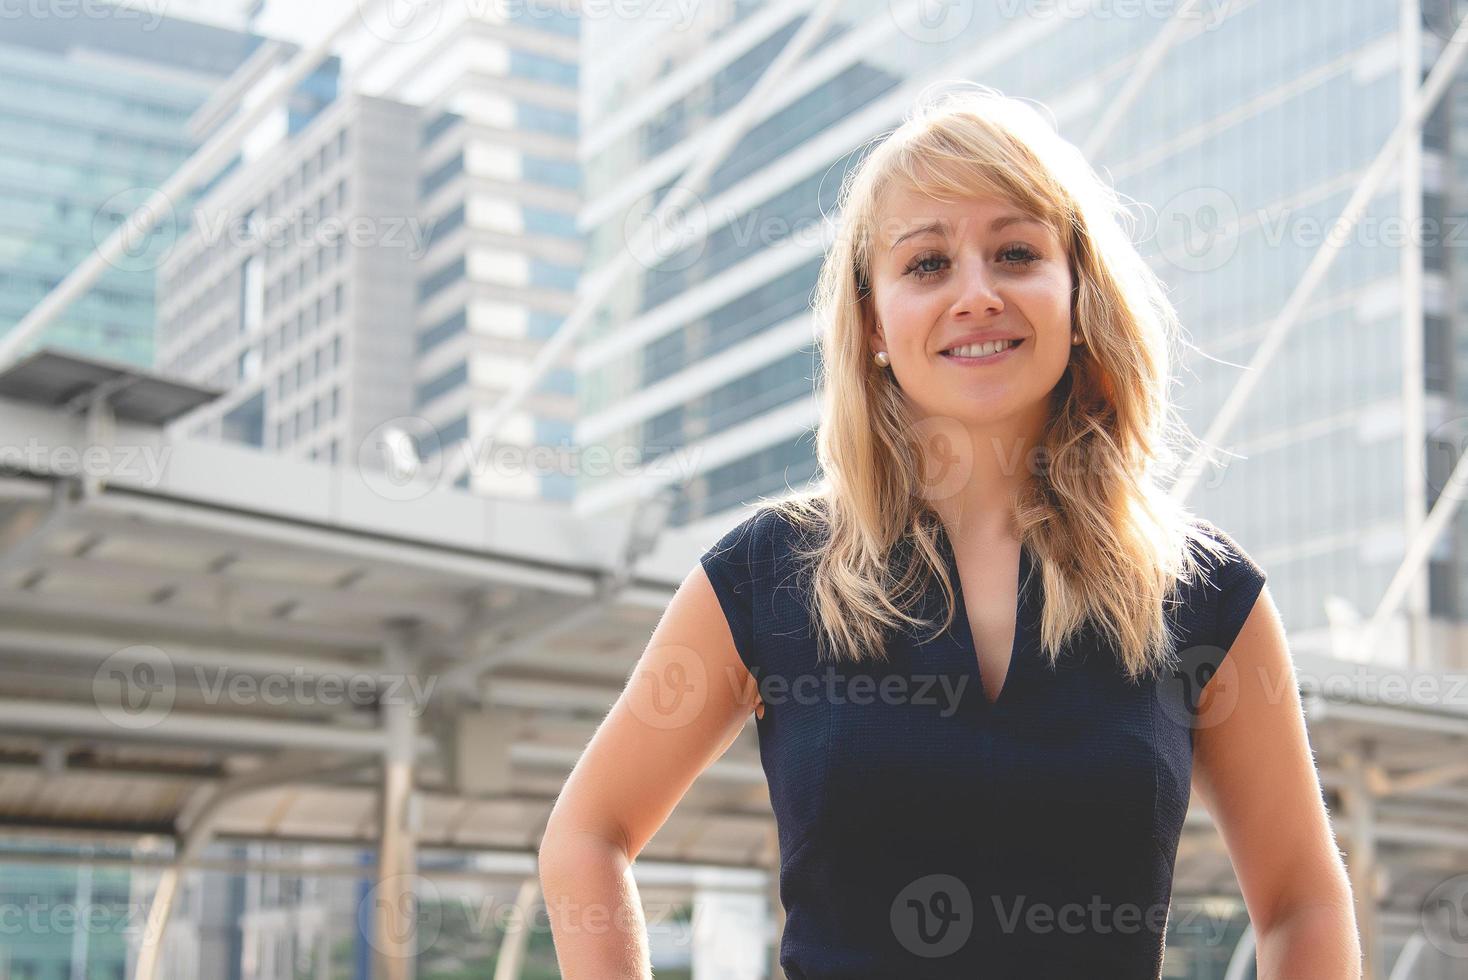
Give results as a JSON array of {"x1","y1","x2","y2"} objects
[{"x1": 755, "y1": 82, "x2": 1236, "y2": 684}]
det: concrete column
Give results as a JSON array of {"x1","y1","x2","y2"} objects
[
  {"x1": 1342, "y1": 741, "x2": 1379, "y2": 979},
  {"x1": 374, "y1": 621, "x2": 420, "y2": 980}
]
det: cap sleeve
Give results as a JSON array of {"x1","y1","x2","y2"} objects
[
  {"x1": 1204, "y1": 523, "x2": 1268, "y2": 658},
  {"x1": 1172, "y1": 520, "x2": 1269, "y2": 696},
  {"x1": 698, "y1": 508, "x2": 770, "y2": 677}
]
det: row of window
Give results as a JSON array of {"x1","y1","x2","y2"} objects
[
  {"x1": 271, "y1": 335, "x2": 344, "y2": 400},
  {"x1": 263, "y1": 236, "x2": 348, "y2": 317},
  {"x1": 274, "y1": 385, "x2": 342, "y2": 450},
  {"x1": 162, "y1": 127, "x2": 350, "y2": 292}
]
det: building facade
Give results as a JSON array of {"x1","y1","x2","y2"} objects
[
  {"x1": 155, "y1": 92, "x2": 421, "y2": 468},
  {"x1": 352, "y1": 4, "x2": 584, "y2": 500},
  {"x1": 0, "y1": 9, "x2": 259, "y2": 367}
]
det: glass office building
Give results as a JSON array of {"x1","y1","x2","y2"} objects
[
  {"x1": 0, "y1": 10, "x2": 260, "y2": 367},
  {"x1": 577, "y1": 1, "x2": 1456, "y2": 660}
]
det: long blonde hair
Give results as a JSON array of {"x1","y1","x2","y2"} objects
[{"x1": 755, "y1": 83, "x2": 1235, "y2": 684}]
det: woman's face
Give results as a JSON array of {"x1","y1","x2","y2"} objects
[{"x1": 867, "y1": 187, "x2": 1077, "y2": 427}]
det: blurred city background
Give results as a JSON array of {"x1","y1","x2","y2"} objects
[{"x1": 0, "y1": 0, "x2": 1466, "y2": 977}]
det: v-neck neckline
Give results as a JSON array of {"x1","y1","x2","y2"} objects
[{"x1": 936, "y1": 524, "x2": 1032, "y2": 709}]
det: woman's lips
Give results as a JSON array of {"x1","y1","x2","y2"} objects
[{"x1": 939, "y1": 339, "x2": 1024, "y2": 364}]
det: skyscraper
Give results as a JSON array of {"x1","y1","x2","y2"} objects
[{"x1": 0, "y1": 7, "x2": 260, "y2": 366}]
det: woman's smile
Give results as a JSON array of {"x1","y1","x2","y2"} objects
[{"x1": 939, "y1": 338, "x2": 1026, "y2": 365}]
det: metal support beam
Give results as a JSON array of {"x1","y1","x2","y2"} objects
[
  {"x1": 132, "y1": 754, "x2": 376, "y2": 980},
  {"x1": 374, "y1": 620, "x2": 422, "y2": 980},
  {"x1": 1341, "y1": 741, "x2": 1381, "y2": 979},
  {"x1": 1081, "y1": 0, "x2": 1207, "y2": 159},
  {"x1": 1387, "y1": 931, "x2": 1426, "y2": 980},
  {"x1": 441, "y1": 0, "x2": 850, "y2": 487},
  {"x1": 0, "y1": 0, "x2": 396, "y2": 370},
  {"x1": 1170, "y1": 13, "x2": 1468, "y2": 503},
  {"x1": 491, "y1": 877, "x2": 541, "y2": 980},
  {"x1": 1221, "y1": 922, "x2": 1255, "y2": 980}
]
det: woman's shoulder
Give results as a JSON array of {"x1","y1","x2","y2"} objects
[{"x1": 1176, "y1": 515, "x2": 1269, "y2": 656}]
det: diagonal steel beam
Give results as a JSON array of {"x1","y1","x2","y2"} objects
[
  {"x1": 0, "y1": 0, "x2": 397, "y2": 370},
  {"x1": 442, "y1": 0, "x2": 851, "y2": 486},
  {"x1": 1170, "y1": 16, "x2": 1468, "y2": 503}
]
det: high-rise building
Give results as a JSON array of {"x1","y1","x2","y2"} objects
[
  {"x1": 0, "y1": 845, "x2": 133, "y2": 980},
  {"x1": 0, "y1": 8, "x2": 260, "y2": 366},
  {"x1": 160, "y1": 3, "x2": 583, "y2": 503},
  {"x1": 357, "y1": 5, "x2": 583, "y2": 499},
  {"x1": 155, "y1": 92, "x2": 421, "y2": 466},
  {"x1": 575, "y1": 1, "x2": 1449, "y2": 660},
  {"x1": 158, "y1": 0, "x2": 264, "y2": 31}
]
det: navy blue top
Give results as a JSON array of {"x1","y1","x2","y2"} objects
[{"x1": 700, "y1": 506, "x2": 1267, "y2": 979}]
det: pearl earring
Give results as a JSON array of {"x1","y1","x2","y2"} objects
[{"x1": 874, "y1": 350, "x2": 890, "y2": 368}]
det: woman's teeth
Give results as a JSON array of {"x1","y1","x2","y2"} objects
[{"x1": 944, "y1": 339, "x2": 1018, "y2": 357}]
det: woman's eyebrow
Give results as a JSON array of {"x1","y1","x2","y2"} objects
[{"x1": 887, "y1": 213, "x2": 1047, "y2": 253}]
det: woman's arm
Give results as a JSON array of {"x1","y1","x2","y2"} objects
[
  {"x1": 1191, "y1": 586, "x2": 1362, "y2": 978},
  {"x1": 537, "y1": 562, "x2": 762, "y2": 979}
]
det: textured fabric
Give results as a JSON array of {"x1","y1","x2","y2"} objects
[{"x1": 699, "y1": 506, "x2": 1267, "y2": 980}]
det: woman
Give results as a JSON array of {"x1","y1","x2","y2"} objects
[{"x1": 538, "y1": 85, "x2": 1360, "y2": 978}]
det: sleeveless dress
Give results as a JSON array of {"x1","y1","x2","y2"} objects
[{"x1": 699, "y1": 506, "x2": 1268, "y2": 980}]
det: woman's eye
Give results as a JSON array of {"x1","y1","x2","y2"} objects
[
  {"x1": 999, "y1": 244, "x2": 1041, "y2": 265},
  {"x1": 904, "y1": 254, "x2": 948, "y2": 280},
  {"x1": 904, "y1": 245, "x2": 1040, "y2": 281}
]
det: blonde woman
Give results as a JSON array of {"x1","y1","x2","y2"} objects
[{"x1": 538, "y1": 85, "x2": 1359, "y2": 978}]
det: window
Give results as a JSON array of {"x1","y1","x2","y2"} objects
[
  {"x1": 415, "y1": 361, "x2": 467, "y2": 406},
  {"x1": 421, "y1": 154, "x2": 465, "y2": 196},
  {"x1": 418, "y1": 258, "x2": 465, "y2": 301},
  {"x1": 240, "y1": 256, "x2": 263, "y2": 333}
]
